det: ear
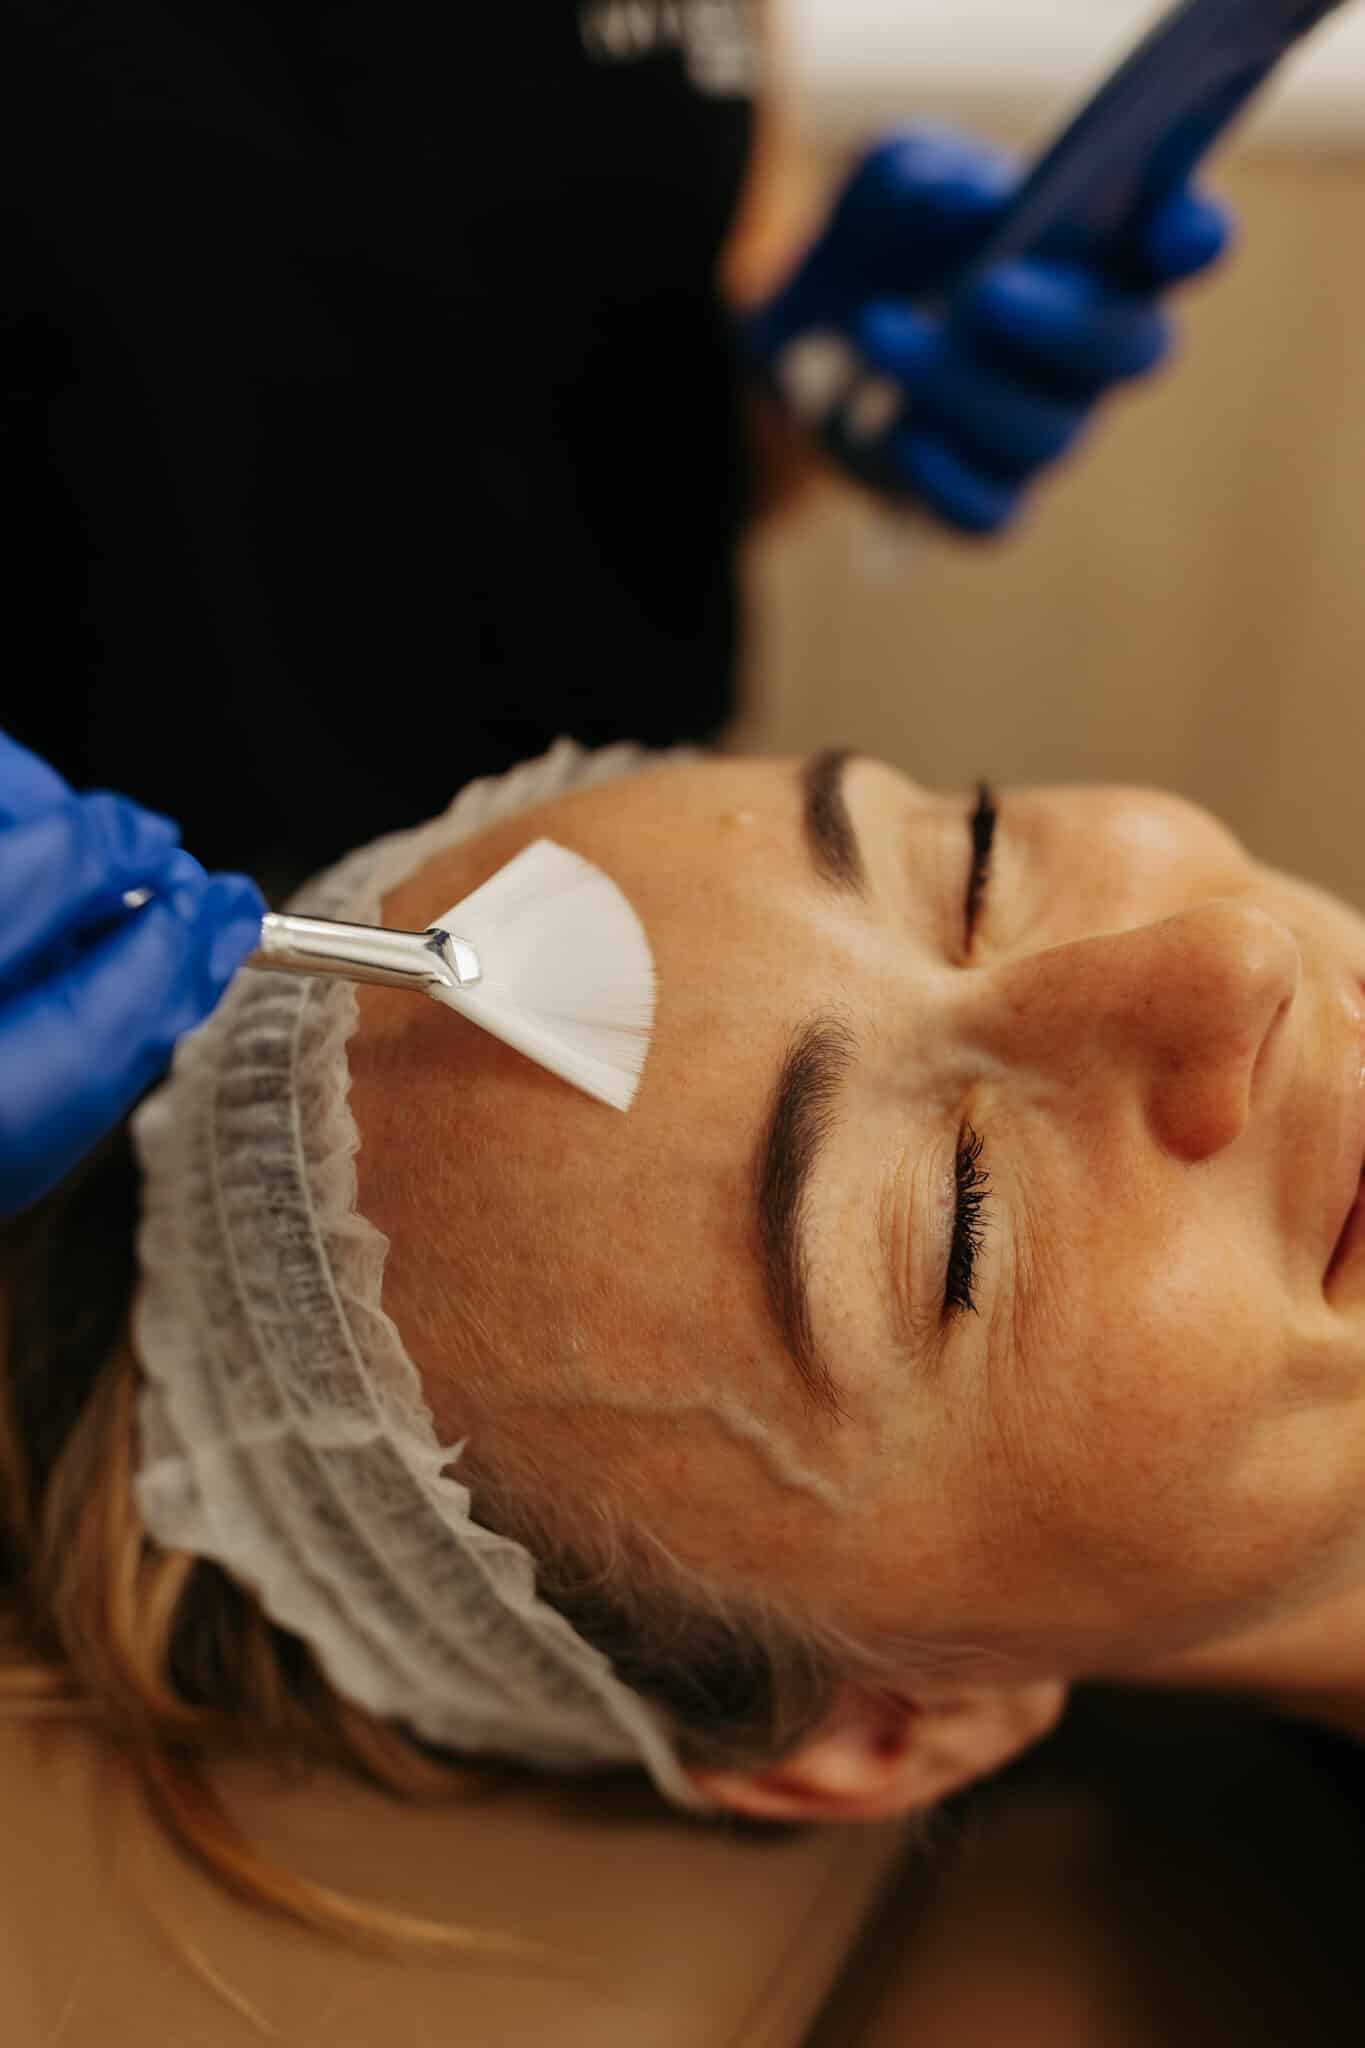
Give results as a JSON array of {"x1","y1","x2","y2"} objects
[{"x1": 685, "y1": 1677, "x2": 1068, "y2": 1823}]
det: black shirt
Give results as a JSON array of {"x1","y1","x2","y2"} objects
[{"x1": 2, "y1": 2, "x2": 757, "y2": 877}]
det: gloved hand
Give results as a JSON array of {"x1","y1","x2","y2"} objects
[
  {"x1": 739, "y1": 125, "x2": 1232, "y2": 534},
  {"x1": 0, "y1": 729, "x2": 266, "y2": 1220}
]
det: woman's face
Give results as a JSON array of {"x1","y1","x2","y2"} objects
[{"x1": 357, "y1": 753, "x2": 1365, "y2": 1686}]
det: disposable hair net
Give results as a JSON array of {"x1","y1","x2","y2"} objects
[{"x1": 131, "y1": 738, "x2": 710, "y2": 1811}]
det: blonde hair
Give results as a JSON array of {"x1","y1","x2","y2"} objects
[{"x1": 0, "y1": 1130, "x2": 890, "y2": 2010}]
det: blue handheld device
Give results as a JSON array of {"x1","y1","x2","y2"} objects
[
  {"x1": 960, "y1": 0, "x2": 1349, "y2": 283},
  {"x1": 843, "y1": 0, "x2": 1350, "y2": 446}
]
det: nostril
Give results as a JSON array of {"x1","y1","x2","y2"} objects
[
  {"x1": 1202, "y1": 903, "x2": 1300, "y2": 1099},
  {"x1": 1140, "y1": 906, "x2": 1301, "y2": 1163},
  {"x1": 1250, "y1": 985, "x2": 1295, "y2": 1102}
]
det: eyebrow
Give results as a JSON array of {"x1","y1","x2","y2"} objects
[
  {"x1": 755, "y1": 1020, "x2": 857, "y2": 1423},
  {"x1": 801, "y1": 748, "x2": 867, "y2": 892},
  {"x1": 752, "y1": 752, "x2": 868, "y2": 1423}
]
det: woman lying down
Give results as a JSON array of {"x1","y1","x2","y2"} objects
[{"x1": 6, "y1": 737, "x2": 1365, "y2": 1967}]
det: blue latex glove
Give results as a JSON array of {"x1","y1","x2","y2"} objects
[
  {"x1": 0, "y1": 729, "x2": 266, "y2": 1219},
  {"x1": 739, "y1": 125, "x2": 1232, "y2": 534}
]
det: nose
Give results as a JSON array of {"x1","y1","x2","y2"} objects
[{"x1": 975, "y1": 902, "x2": 1301, "y2": 1161}]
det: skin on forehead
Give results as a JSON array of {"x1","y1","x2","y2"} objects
[{"x1": 347, "y1": 758, "x2": 863, "y2": 1606}]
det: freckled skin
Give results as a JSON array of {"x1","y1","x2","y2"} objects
[{"x1": 348, "y1": 755, "x2": 1365, "y2": 1692}]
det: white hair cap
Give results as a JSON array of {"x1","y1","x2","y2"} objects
[{"x1": 131, "y1": 738, "x2": 711, "y2": 1812}]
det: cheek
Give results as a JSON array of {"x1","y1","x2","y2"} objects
[{"x1": 982, "y1": 1219, "x2": 1306, "y2": 1633}]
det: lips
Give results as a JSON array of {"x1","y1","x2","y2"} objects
[
  {"x1": 1326, "y1": 1172, "x2": 1365, "y2": 1289},
  {"x1": 1323, "y1": 983, "x2": 1365, "y2": 1292}
]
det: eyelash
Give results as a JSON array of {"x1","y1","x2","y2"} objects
[
  {"x1": 946, "y1": 782, "x2": 998, "y2": 1318},
  {"x1": 946, "y1": 1126, "x2": 991, "y2": 1317}
]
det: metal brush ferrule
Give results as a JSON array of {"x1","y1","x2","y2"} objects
[{"x1": 247, "y1": 912, "x2": 482, "y2": 993}]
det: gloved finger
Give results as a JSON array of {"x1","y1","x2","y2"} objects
[
  {"x1": 18, "y1": 846, "x2": 212, "y2": 1004},
  {"x1": 958, "y1": 261, "x2": 1172, "y2": 391},
  {"x1": 0, "y1": 792, "x2": 184, "y2": 991},
  {"x1": 888, "y1": 429, "x2": 1025, "y2": 536},
  {"x1": 856, "y1": 303, "x2": 1086, "y2": 481},
  {"x1": 823, "y1": 125, "x2": 1018, "y2": 295},
  {"x1": 0, "y1": 727, "x2": 75, "y2": 828},
  {"x1": 0, "y1": 873, "x2": 265, "y2": 1220},
  {"x1": 1134, "y1": 184, "x2": 1233, "y2": 285}
]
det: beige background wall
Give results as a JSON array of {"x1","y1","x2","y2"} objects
[{"x1": 729, "y1": 142, "x2": 1365, "y2": 909}]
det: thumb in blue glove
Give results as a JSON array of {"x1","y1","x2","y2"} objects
[
  {"x1": 0, "y1": 731, "x2": 266, "y2": 1219},
  {"x1": 740, "y1": 125, "x2": 1232, "y2": 534}
]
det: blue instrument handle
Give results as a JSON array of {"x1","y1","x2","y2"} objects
[{"x1": 955, "y1": 0, "x2": 1350, "y2": 285}]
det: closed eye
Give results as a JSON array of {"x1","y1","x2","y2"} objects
[
  {"x1": 947, "y1": 781, "x2": 999, "y2": 1317},
  {"x1": 964, "y1": 780, "x2": 997, "y2": 951}
]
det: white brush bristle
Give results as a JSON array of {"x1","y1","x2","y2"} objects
[{"x1": 428, "y1": 838, "x2": 656, "y2": 1111}]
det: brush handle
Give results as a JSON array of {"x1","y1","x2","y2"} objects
[{"x1": 246, "y1": 912, "x2": 481, "y2": 992}]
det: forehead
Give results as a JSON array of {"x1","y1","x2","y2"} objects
[
  {"x1": 369, "y1": 753, "x2": 883, "y2": 1139},
  {"x1": 346, "y1": 756, "x2": 862, "y2": 1556},
  {"x1": 376, "y1": 755, "x2": 812, "y2": 939}
]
